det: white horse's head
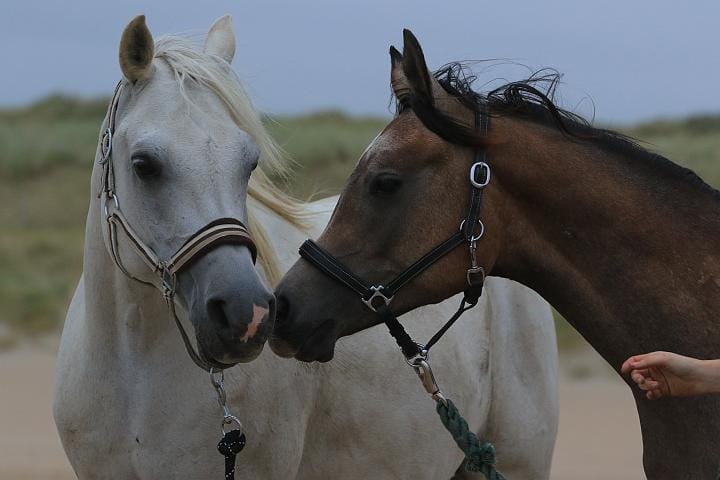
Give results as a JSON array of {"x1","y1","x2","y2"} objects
[{"x1": 102, "y1": 15, "x2": 287, "y2": 366}]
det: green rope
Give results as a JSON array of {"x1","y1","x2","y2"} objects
[{"x1": 436, "y1": 399, "x2": 506, "y2": 480}]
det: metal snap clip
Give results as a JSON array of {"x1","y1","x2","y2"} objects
[{"x1": 408, "y1": 355, "x2": 448, "y2": 407}]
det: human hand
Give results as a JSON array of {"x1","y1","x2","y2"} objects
[{"x1": 621, "y1": 351, "x2": 712, "y2": 400}]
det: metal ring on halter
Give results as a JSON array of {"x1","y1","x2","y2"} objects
[
  {"x1": 469, "y1": 161, "x2": 491, "y2": 188},
  {"x1": 222, "y1": 414, "x2": 244, "y2": 435},
  {"x1": 404, "y1": 347, "x2": 428, "y2": 367},
  {"x1": 459, "y1": 219, "x2": 485, "y2": 242}
]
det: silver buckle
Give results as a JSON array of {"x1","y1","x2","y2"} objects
[
  {"x1": 361, "y1": 286, "x2": 394, "y2": 312},
  {"x1": 469, "y1": 161, "x2": 491, "y2": 188}
]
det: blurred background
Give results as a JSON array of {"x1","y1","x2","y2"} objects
[{"x1": 2, "y1": 1, "x2": 720, "y2": 478}]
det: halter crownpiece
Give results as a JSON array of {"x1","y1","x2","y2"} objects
[{"x1": 97, "y1": 81, "x2": 258, "y2": 372}]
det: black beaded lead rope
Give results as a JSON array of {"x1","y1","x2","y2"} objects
[{"x1": 217, "y1": 429, "x2": 246, "y2": 479}]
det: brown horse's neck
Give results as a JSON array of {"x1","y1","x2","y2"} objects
[{"x1": 490, "y1": 117, "x2": 720, "y2": 370}]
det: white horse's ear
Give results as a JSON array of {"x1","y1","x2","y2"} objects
[
  {"x1": 119, "y1": 15, "x2": 155, "y2": 83},
  {"x1": 204, "y1": 15, "x2": 236, "y2": 64}
]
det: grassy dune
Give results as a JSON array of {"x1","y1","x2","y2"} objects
[{"x1": 1, "y1": 95, "x2": 720, "y2": 348}]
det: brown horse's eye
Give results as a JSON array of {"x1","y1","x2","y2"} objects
[
  {"x1": 369, "y1": 173, "x2": 403, "y2": 196},
  {"x1": 132, "y1": 155, "x2": 162, "y2": 178}
]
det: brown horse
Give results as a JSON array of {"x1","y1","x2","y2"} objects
[{"x1": 272, "y1": 30, "x2": 720, "y2": 477}]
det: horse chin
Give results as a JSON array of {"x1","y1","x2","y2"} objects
[
  {"x1": 268, "y1": 337, "x2": 298, "y2": 358},
  {"x1": 291, "y1": 318, "x2": 339, "y2": 363},
  {"x1": 294, "y1": 340, "x2": 336, "y2": 363},
  {"x1": 199, "y1": 336, "x2": 266, "y2": 366}
]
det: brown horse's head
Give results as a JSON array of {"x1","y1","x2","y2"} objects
[{"x1": 271, "y1": 30, "x2": 507, "y2": 362}]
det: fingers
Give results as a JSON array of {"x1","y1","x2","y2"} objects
[
  {"x1": 621, "y1": 351, "x2": 669, "y2": 373},
  {"x1": 638, "y1": 379, "x2": 660, "y2": 391},
  {"x1": 629, "y1": 369, "x2": 660, "y2": 390},
  {"x1": 630, "y1": 369, "x2": 646, "y2": 385},
  {"x1": 620, "y1": 356, "x2": 636, "y2": 374},
  {"x1": 628, "y1": 368, "x2": 664, "y2": 400}
]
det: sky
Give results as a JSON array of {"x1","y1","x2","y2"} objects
[{"x1": 2, "y1": 1, "x2": 719, "y2": 124}]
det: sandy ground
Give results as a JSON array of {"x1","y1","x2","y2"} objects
[{"x1": 0, "y1": 342, "x2": 645, "y2": 479}]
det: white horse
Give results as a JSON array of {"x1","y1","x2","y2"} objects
[{"x1": 53, "y1": 15, "x2": 559, "y2": 479}]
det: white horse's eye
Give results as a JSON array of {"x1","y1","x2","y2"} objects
[{"x1": 132, "y1": 156, "x2": 162, "y2": 178}]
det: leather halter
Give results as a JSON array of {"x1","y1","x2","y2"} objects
[
  {"x1": 98, "y1": 82, "x2": 258, "y2": 372},
  {"x1": 298, "y1": 108, "x2": 491, "y2": 359}
]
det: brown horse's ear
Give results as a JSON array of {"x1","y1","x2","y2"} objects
[
  {"x1": 400, "y1": 29, "x2": 434, "y2": 103},
  {"x1": 119, "y1": 15, "x2": 154, "y2": 83},
  {"x1": 392, "y1": 29, "x2": 473, "y2": 132},
  {"x1": 390, "y1": 45, "x2": 411, "y2": 103}
]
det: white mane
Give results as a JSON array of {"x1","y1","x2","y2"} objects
[{"x1": 151, "y1": 35, "x2": 308, "y2": 284}]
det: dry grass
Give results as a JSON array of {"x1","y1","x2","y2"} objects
[{"x1": 2, "y1": 95, "x2": 719, "y2": 348}]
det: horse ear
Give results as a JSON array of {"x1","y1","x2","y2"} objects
[
  {"x1": 400, "y1": 29, "x2": 434, "y2": 102},
  {"x1": 204, "y1": 15, "x2": 236, "y2": 64},
  {"x1": 390, "y1": 45, "x2": 412, "y2": 103},
  {"x1": 119, "y1": 15, "x2": 155, "y2": 83}
]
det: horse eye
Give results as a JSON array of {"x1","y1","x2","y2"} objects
[
  {"x1": 131, "y1": 156, "x2": 161, "y2": 178},
  {"x1": 370, "y1": 173, "x2": 403, "y2": 195}
]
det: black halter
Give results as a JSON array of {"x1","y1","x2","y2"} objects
[{"x1": 298, "y1": 108, "x2": 491, "y2": 359}]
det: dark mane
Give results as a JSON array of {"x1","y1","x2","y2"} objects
[{"x1": 395, "y1": 62, "x2": 719, "y2": 199}]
